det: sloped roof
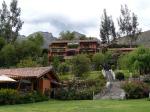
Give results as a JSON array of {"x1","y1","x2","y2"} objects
[
  {"x1": 50, "y1": 40, "x2": 100, "y2": 44},
  {"x1": 0, "y1": 67, "x2": 54, "y2": 79}
]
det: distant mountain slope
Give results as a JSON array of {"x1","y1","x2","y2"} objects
[
  {"x1": 117, "y1": 30, "x2": 150, "y2": 47},
  {"x1": 28, "y1": 31, "x2": 57, "y2": 49}
]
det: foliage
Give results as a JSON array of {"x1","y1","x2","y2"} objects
[
  {"x1": 0, "y1": 37, "x2": 6, "y2": 50},
  {"x1": 100, "y1": 9, "x2": 116, "y2": 44},
  {"x1": 16, "y1": 57, "x2": 41, "y2": 67},
  {"x1": 71, "y1": 54, "x2": 91, "y2": 78},
  {"x1": 15, "y1": 36, "x2": 43, "y2": 60},
  {"x1": 28, "y1": 33, "x2": 44, "y2": 46},
  {"x1": 51, "y1": 56, "x2": 61, "y2": 72},
  {"x1": 58, "y1": 62, "x2": 69, "y2": 75},
  {"x1": 118, "y1": 47, "x2": 150, "y2": 75},
  {"x1": 0, "y1": 44, "x2": 16, "y2": 67},
  {"x1": 0, "y1": 33, "x2": 46, "y2": 68},
  {"x1": 67, "y1": 44, "x2": 79, "y2": 48},
  {"x1": 108, "y1": 43, "x2": 138, "y2": 48},
  {"x1": 0, "y1": 89, "x2": 48, "y2": 105},
  {"x1": 92, "y1": 53, "x2": 105, "y2": 70},
  {"x1": 38, "y1": 53, "x2": 49, "y2": 67},
  {"x1": 19, "y1": 91, "x2": 48, "y2": 104},
  {"x1": 0, "y1": 89, "x2": 20, "y2": 105},
  {"x1": 54, "y1": 78, "x2": 106, "y2": 100},
  {"x1": 92, "y1": 52, "x2": 112, "y2": 70},
  {"x1": 122, "y1": 81, "x2": 149, "y2": 99},
  {"x1": 118, "y1": 4, "x2": 141, "y2": 47},
  {"x1": 111, "y1": 65, "x2": 116, "y2": 70},
  {"x1": 115, "y1": 70, "x2": 130, "y2": 79},
  {"x1": 0, "y1": 0, "x2": 23, "y2": 43},
  {"x1": 59, "y1": 31, "x2": 75, "y2": 40},
  {"x1": 115, "y1": 72, "x2": 125, "y2": 80}
]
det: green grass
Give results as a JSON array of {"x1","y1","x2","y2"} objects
[
  {"x1": 87, "y1": 71, "x2": 102, "y2": 80},
  {"x1": 115, "y1": 70, "x2": 131, "y2": 78},
  {"x1": 59, "y1": 71, "x2": 102, "y2": 81},
  {"x1": 0, "y1": 99, "x2": 150, "y2": 112}
]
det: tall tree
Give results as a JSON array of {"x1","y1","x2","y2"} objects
[
  {"x1": 100, "y1": 9, "x2": 116, "y2": 44},
  {"x1": 59, "y1": 31, "x2": 75, "y2": 40},
  {"x1": 0, "y1": 0, "x2": 23, "y2": 43},
  {"x1": 71, "y1": 54, "x2": 91, "y2": 78},
  {"x1": 110, "y1": 18, "x2": 117, "y2": 43},
  {"x1": 118, "y1": 4, "x2": 141, "y2": 47}
]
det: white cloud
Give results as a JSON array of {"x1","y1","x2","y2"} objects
[{"x1": 1, "y1": 0, "x2": 150, "y2": 37}]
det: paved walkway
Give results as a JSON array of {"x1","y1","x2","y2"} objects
[{"x1": 94, "y1": 70, "x2": 125, "y2": 100}]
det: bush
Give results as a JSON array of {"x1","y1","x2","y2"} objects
[
  {"x1": 0, "y1": 89, "x2": 48, "y2": 105},
  {"x1": 111, "y1": 65, "x2": 116, "y2": 70},
  {"x1": 116, "y1": 72, "x2": 125, "y2": 81},
  {"x1": 71, "y1": 54, "x2": 91, "y2": 77},
  {"x1": 58, "y1": 62, "x2": 69, "y2": 75},
  {"x1": 19, "y1": 91, "x2": 48, "y2": 104},
  {"x1": 0, "y1": 89, "x2": 20, "y2": 105},
  {"x1": 54, "y1": 79, "x2": 106, "y2": 100},
  {"x1": 122, "y1": 81, "x2": 150, "y2": 99}
]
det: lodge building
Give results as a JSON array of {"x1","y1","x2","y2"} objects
[{"x1": 49, "y1": 40, "x2": 101, "y2": 60}]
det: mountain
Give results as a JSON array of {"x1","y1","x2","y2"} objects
[
  {"x1": 28, "y1": 31, "x2": 57, "y2": 49},
  {"x1": 116, "y1": 30, "x2": 150, "y2": 47}
]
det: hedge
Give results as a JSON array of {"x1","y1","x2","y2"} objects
[{"x1": 0, "y1": 89, "x2": 48, "y2": 105}]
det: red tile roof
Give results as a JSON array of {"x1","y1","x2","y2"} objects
[
  {"x1": 0, "y1": 67, "x2": 53, "y2": 79},
  {"x1": 50, "y1": 40, "x2": 100, "y2": 44}
]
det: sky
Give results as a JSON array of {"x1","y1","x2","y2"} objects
[{"x1": 1, "y1": 0, "x2": 150, "y2": 38}]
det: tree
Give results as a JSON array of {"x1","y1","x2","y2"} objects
[
  {"x1": 1, "y1": 44, "x2": 16, "y2": 67},
  {"x1": 92, "y1": 52, "x2": 112, "y2": 70},
  {"x1": 38, "y1": 53, "x2": 49, "y2": 67},
  {"x1": 100, "y1": 9, "x2": 116, "y2": 44},
  {"x1": 17, "y1": 57, "x2": 40, "y2": 68},
  {"x1": 51, "y1": 56, "x2": 60, "y2": 72},
  {"x1": 110, "y1": 20, "x2": 117, "y2": 43},
  {"x1": 118, "y1": 47, "x2": 150, "y2": 75},
  {"x1": 15, "y1": 34, "x2": 43, "y2": 61},
  {"x1": 71, "y1": 54, "x2": 91, "y2": 78},
  {"x1": 58, "y1": 62, "x2": 69, "y2": 75},
  {"x1": 92, "y1": 53, "x2": 105, "y2": 70},
  {"x1": 0, "y1": 0, "x2": 23, "y2": 43},
  {"x1": 59, "y1": 31, "x2": 75, "y2": 40},
  {"x1": 28, "y1": 33, "x2": 44, "y2": 46},
  {"x1": 0, "y1": 37, "x2": 5, "y2": 50},
  {"x1": 118, "y1": 4, "x2": 141, "y2": 47}
]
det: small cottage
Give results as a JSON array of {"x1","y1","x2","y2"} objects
[{"x1": 0, "y1": 67, "x2": 59, "y2": 94}]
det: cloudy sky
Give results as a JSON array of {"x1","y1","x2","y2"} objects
[{"x1": 1, "y1": 0, "x2": 150, "y2": 38}]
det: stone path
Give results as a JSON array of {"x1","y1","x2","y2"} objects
[{"x1": 94, "y1": 70, "x2": 125, "y2": 100}]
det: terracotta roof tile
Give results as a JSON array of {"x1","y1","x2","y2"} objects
[{"x1": 0, "y1": 67, "x2": 53, "y2": 78}]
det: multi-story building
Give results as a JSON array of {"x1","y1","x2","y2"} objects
[{"x1": 49, "y1": 40, "x2": 100, "y2": 60}]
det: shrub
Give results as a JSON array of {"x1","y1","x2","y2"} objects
[
  {"x1": 122, "y1": 81, "x2": 150, "y2": 99},
  {"x1": 111, "y1": 65, "x2": 116, "y2": 70},
  {"x1": 0, "y1": 89, "x2": 20, "y2": 105},
  {"x1": 58, "y1": 62, "x2": 69, "y2": 75},
  {"x1": 54, "y1": 79, "x2": 106, "y2": 100},
  {"x1": 71, "y1": 54, "x2": 91, "y2": 77},
  {"x1": 116, "y1": 72, "x2": 125, "y2": 81},
  {"x1": 0, "y1": 89, "x2": 48, "y2": 105},
  {"x1": 20, "y1": 91, "x2": 48, "y2": 104}
]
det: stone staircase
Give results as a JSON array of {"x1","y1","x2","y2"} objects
[{"x1": 94, "y1": 70, "x2": 125, "y2": 100}]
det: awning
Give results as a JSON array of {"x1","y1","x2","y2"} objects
[{"x1": 0, "y1": 75, "x2": 16, "y2": 82}]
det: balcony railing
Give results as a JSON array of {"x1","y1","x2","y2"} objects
[{"x1": 51, "y1": 48, "x2": 66, "y2": 52}]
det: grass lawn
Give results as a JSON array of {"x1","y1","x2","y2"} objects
[
  {"x1": 115, "y1": 70, "x2": 131, "y2": 78},
  {"x1": 0, "y1": 99, "x2": 150, "y2": 112},
  {"x1": 59, "y1": 71, "x2": 102, "y2": 81}
]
